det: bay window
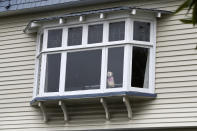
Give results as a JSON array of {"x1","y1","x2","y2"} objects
[{"x1": 35, "y1": 16, "x2": 155, "y2": 97}]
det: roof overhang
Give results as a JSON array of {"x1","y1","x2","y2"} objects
[{"x1": 24, "y1": 6, "x2": 173, "y2": 34}]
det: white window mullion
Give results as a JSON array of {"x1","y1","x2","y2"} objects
[
  {"x1": 149, "y1": 47, "x2": 154, "y2": 93},
  {"x1": 100, "y1": 21, "x2": 109, "y2": 92},
  {"x1": 59, "y1": 52, "x2": 67, "y2": 95},
  {"x1": 130, "y1": 18, "x2": 134, "y2": 41},
  {"x1": 33, "y1": 32, "x2": 42, "y2": 98},
  {"x1": 39, "y1": 53, "x2": 47, "y2": 96},
  {"x1": 62, "y1": 27, "x2": 68, "y2": 48},
  {"x1": 43, "y1": 29, "x2": 48, "y2": 50},
  {"x1": 82, "y1": 24, "x2": 88, "y2": 46},
  {"x1": 33, "y1": 58, "x2": 39, "y2": 98},
  {"x1": 101, "y1": 47, "x2": 107, "y2": 92},
  {"x1": 103, "y1": 21, "x2": 109, "y2": 43},
  {"x1": 150, "y1": 20, "x2": 155, "y2": 43},
  {"x1": 125, "y1": 18, "x2": 132, "y2": 42},
  {"x1": 123, "y1": 44, "x2": 132, "y2": 91},
  {"x1": 149, "y1": 20, "x2": 156, "y2": 93},
  {"x1": 152, "y1": 20, "x2": 156, "y2": 93},
  {"x1": 36, "y1": 32, "x2": 42, "y2": 56}
]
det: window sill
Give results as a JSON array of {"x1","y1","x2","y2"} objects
[{"x1": 31, "y1": 91, "x2": 156, "y2": 106}]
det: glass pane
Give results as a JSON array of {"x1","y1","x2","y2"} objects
[
  {"x1": 133, "y1": 21, "x2": 150, "y2": 42},
  {"x1": 67, "y1": 27, "x2": 82, "y2": 46},
  {"x1": 47, "y1": 29, "x2": 62, "y2": 48},
  {"x1": 45, "y1": 53, "x2": 61, "y2": 92},
  {"x1": 107, "y1": 47, "x2": 124, "y2": 88},
  {"x1": 65, "y1": 50, "x2": 102, "y2": 91},
  {"x1": 109, "y1": 21, "x2": 125, "y2": 41},
  {"x1": 131, "y1": 47, "x2": 149, "y2": 88},
  {"x1": 40, "y1": 34, "x2": 43, "y2": 52},
  {"x1": 88, "y1": 24, "x2": 103, "y2": 44}
]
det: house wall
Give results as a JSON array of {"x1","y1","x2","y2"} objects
[{"x1": 0, "y1": 0, "x2": 197, "y2": 130}]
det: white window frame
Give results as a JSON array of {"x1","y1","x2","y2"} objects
[{"x1": 34, "y1": 14, "x2": 156, "y2": 98}]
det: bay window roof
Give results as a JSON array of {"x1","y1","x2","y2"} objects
[{"x1": 24, "y1": 6, "x2": 172, "y2": 33}]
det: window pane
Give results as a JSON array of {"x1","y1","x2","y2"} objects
[
  {"x1": 109, "y1": 21, "x2": 125, "y2": 41},
  {"x1": 45, "y1": 53, "x2": 61, "y2": 92},
  {"x1": 65, "y1": 50, "x2": 102, "y2": 91},
  {"x1": 88, "y1": 24, "x2": 103, "y2": 44},
  {"x1": 40, "y1": 34, "x2": 43, "y2": 52},
  {"x1": 107, "y1": 47, "x2": 124, "y2": 88},
  {"x1": 47, "y1": 29, "x2": 62, "y2": 48},
  {"x1": 131, "y1": 47, "x2": 149, "y2": 88},
  {"x1": 133, "y1": 21, "x2": 150, "y2": 42},
  {"x1": 68, "y1": 27, "x2": 82, "y2": 46}
]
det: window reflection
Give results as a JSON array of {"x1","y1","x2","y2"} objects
[
  {"x1": 109, "y1": 21, "x2": 125, "y2": 41},
  {"x1": 133, "y1": 21, "x2": 150, "y2": 42},
  {"x1": 67, "y1": 27, "x2": 82, "y2": 46},
  {"x1": 47, "y1": 29, "x2": 62, "y2": 48},
  {"x1": 65, "y1": 50, "x2": 102, "y2": 91},
  {"x1": 107, "y1": 47, "x2": 124, "y2": 88},
  {"x1": 88, "y1": 24, "x2": 103, "y2": 44},
  {"x1": 45, "y1": 53, "x2": 61, "y2": 92}
]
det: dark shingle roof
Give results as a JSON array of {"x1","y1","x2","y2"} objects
[
  {"x1": 0, "y1": 0, "x2": 120, "y2": 15},
  {"x1": 0, "y1": 0, "x2": 47, "y2": 11}
]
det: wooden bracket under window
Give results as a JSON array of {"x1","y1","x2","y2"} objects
[
  {"x1": 59, "y1": 101, "x2": 69, "y2": 122},
  {"x1": 123, "y1": 96, "x2": 132, "y2": 119},
  {"x1": 100, "y1": 98, "x2": 110, "y2": 120},
  {"x1": 38, "y1": 102, "x2": 48, "y2": 122}
]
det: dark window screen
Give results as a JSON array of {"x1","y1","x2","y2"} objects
[
  {"x1": 88, "y1": 24, "x2": 103, "y2": 44},
  {"x1": 67, "y1": 27, "x2": 82, "y2": 46},
  {"x1": 109, "y1": 21, "x2": 125, "y2": 41},
  {"x1": 40, "y1": 34, "x2": 43, "y2": 52},
  {"x1": 131, "y1": 47, "x2": 149, "y2": 88},
  {"x1": 133, "y1": 21, "x2": 150, "y2": 42},
  {"x1": 45, "y1": 53, "x2": 61, "y2": 92},
  {"x1": 65, "y1": 50, "x2": 102, "y2": 91},
  {"x1": 47, "y1": 29, "x2": 62, "y2": 48},
  {"x1": 107, "y1": 47, "x2": 124, "y2": 88}
]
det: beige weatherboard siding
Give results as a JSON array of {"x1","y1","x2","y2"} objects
[{"x1": 0, "y1": 0, "x2": 197, "y2": 130}]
